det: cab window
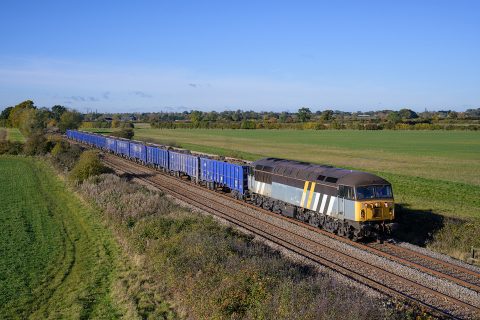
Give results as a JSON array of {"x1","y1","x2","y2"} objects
[{"x1": 356, "y1": 185, "x2": 393, "y2": 200}]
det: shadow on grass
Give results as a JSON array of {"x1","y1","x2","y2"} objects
[
  {"x1": 393, "y1": 203, "x2": 447, "y2": 246},
  {"x1": 117, "y1": 171, "x2": 157, "y2": 180}
]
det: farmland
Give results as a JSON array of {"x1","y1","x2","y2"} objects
[
  {"x1": 0, "y1": 127, "x2": 25, "y2": 142},
  {"x1": 87, "y1": 127, "x2": 480, "y2": 220},
  {"x1": 0, "y1": 157, "x2": 119, "y2": 319},
  {"x1": 6, "y1": 128, "x2": 25, "y2": 142}
]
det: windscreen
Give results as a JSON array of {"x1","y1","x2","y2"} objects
[{"x1": 356, "y1": 185, "x2": 393, "y2": 200}]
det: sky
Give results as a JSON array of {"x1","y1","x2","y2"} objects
[{"x1": 0, "y1": 0, "x2": 479, "y2": 113}]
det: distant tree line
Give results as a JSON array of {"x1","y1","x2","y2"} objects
[
  {"x1": 143, "y1": 107, "x2": 480, "y2": 131},
  {"x1": 3, "y1": 101, "x2": 480, "y2": 131},
  {"x1": 0, "y1": 100, "x2": 83, "y2": 135}
]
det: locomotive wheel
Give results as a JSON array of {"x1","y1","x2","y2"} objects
[{"x1": 318, "y1": 215, "x2": 326, "y2": 229}]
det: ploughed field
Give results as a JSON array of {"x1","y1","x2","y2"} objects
[
  {"x1": 0, "y1": 157, "x2": 119, "y2": 318},
  {"x1": 88, "y1": 127, "x2": 480, "y2": 219}
]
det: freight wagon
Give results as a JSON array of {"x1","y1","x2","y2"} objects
[
  {"x1": 116, "y1": 139, "x2": 130, "y2": 157},
  {"x1": 169, "y1": 151, "x2": 199, "y2": 181},
  {"x1": 200, "y1": 158, "x2": 249, "y2": 199},
  {"x1": 129, "y1": 141, "x2": 147, "y2": 163},
  {"x1": 146, "y1": 145, "x2": 169, "y2": 170}
]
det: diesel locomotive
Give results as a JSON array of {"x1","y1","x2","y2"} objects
[
  {"x1": 67, "y1": 130, "x2": 395, "y2": 240},
  {"x1": 248, "y1": 158, "x2": 395, "y2": 240}
]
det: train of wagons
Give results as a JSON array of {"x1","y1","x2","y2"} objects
[{"x1": 67, "y1": 129, "x2": 396, "y2": 240}]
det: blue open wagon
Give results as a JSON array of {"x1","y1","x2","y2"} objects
[
  {"x1": 105, "y1": 137, "x2": 117, "y2": 153},
  {"x1": 200, "y1": 158, "x2": 249, "y2": 198},
  {"x1": 129, "y1": 141, "x2": 147, "y2": 163},
  {"x1": 116, "y1": 139, "x2": 130, "y2": 157},
  {"x1": 169, "y1": 151, "x2": 199, "y2": 181},
  {"x1": 146, "y1": 145, "x2": 169, "y2": 170}
]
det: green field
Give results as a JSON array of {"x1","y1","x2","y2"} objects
[
  {"x1": 0, "y1": 157, "x2": 119, "y2": 319},
  {"x1": 3, "y1": 128, "x2": 25, "y2": 142},
  {"x1": 88, "y1": 127, "x2": 480, "y2": 219}
]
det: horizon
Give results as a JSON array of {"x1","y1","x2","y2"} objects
[{"x1": 1, "y1": 1, "x2": 479, "y2": 112}]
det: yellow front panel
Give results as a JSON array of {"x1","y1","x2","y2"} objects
[{"x1": 355, "y1": 200, "x2": 394, "y2": 222}]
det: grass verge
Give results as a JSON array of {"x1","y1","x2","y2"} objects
[
  {"x1": 78, "y1": 173, "x2": 423, "y2": 319},
  {"x1": 0, "y1": 156, "x2": 120, "y2": 319}
]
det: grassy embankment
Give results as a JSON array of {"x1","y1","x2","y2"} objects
[
  {"x1": 78, "y1": 173, "x2": 411, "y2": 319},
  {"x1": 0, "y1": 157, "x2": 120, "y2": 319},
  {"x1": 86, "y1": 127, "x2": 480, "y2": 259}
]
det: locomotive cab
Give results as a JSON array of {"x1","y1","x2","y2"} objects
[{"x1": 354, "y1": 184, "x2": 394, "y2": 222}]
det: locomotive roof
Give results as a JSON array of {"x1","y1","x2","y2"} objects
[{"x1": 253, "y1": 158, "x2": 389, "y2": 186}]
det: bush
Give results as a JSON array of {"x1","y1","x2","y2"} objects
[
  {"x1": 51, "y1": 141, "x2": 83, "y2": 171},
  {"x1": 23, "y1": 133, "x2": 54, "y2": 156},
  {"x1": 69, "y1": 150, "x2": 110, "y2": 182},
  {"x1": 0, "y1": 140, "x2": 23, "y2": 155},
  {"x1": 110, "y1": 128, "x2": 134, "y2": 139}
]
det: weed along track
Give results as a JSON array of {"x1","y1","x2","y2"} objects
[{"x1": 102, "y1": 153, "x2": 480, "y2": 319}]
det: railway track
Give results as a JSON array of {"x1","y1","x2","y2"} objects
[{"x1": 102, "y1": 153, "x2": 480, "y2": 319}]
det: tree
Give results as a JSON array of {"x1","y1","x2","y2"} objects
[
  {"x1": 0, "y1": 106, "x2": 13, "y2": 127},
  {"x1": 51, "y1": 105, "x2": 67, "y2": 121},
  {"x1": 110, "y1": 128, "x2": 134, "y2": 139},
  {"x1": 297, "y1": 107, "x2": 312, "y2": 122},
  {"x1": 387, "y1": 111, "x2": 401, "y2": 124},
  {"x1": 19, "y1": 108, "x2": 46, "y2": 137},
  {"x1": 320, "y1": 110, "x2": 334, "y2": 121},
  {"x1": 398, "y1": 108, "x2": 418, "y2": 119},
  {"x1": 190, "y1": 110, "x2": 203, "y2": 126},
  {"x1": 0, "y1": 107, "x2": 13, "y2": 121},
  {"x1": 8, "y1": 100, "x2": 36, "y2": 128},
  {"x1": 447, "y1": 111, "x2": 458, "y2": 119},
  {"x1": 58, "y1": 111, "x2": 83, "y2": 133}
]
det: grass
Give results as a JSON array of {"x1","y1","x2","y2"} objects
[
  {"x1": 2, "y1": 128, "x2": 25, "y2": 142},
  {"x1": 85, "y1": 127, "x2": 480, "y2": 220},
  {"x1": 0, "y1": 156, "x2": 120, "y2": 319},
  {"x1": 79, "y1": 173, "x2": 413, "y2": 319}
]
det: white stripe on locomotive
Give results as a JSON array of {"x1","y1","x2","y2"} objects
[
  {"x1": 327, "y1": 196, "x2": 336, "y2": 215},
  {"x1": 312, "y1": 193, "x2": 320, "y2": 211}
]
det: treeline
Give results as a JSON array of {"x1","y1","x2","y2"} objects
[
  {"x1": 87, "y1": 107, "x2": 480, "y2": 131},
  {"x1": 151, "y1": 119, "x2": 480, "y2": 131},
  {"x1": 148, "y1": 107, "x2": 480, "y2": 130},
  {"x1": 0, "y1": 100, "x2": 82, "y2": 135},
  {"x1": 0, "y1": 100, "x2": 83, "y2": 157}
]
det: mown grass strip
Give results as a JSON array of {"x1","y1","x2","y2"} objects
[
  {"x1": 0, "y1": 156, "x2": 120, "y2": 319},
  {"x1": 5, "y1": 128, "x2": 25, "y2": 142}
]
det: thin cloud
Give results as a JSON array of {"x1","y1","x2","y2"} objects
[
  {"x1": 131, "y1": 91, "x2": 152, "y2": 98},
  {"x1": 66, "y1": 95, "x2": 100, "y2": 102}
]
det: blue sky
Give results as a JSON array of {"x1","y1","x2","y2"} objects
[{"x1": 0, "y1": 0, "x2": 479, "y2": 112}]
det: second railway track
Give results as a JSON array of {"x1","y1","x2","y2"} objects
[{"x1": 101, "y1": 153, "x2": 480, "y2": 319}]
